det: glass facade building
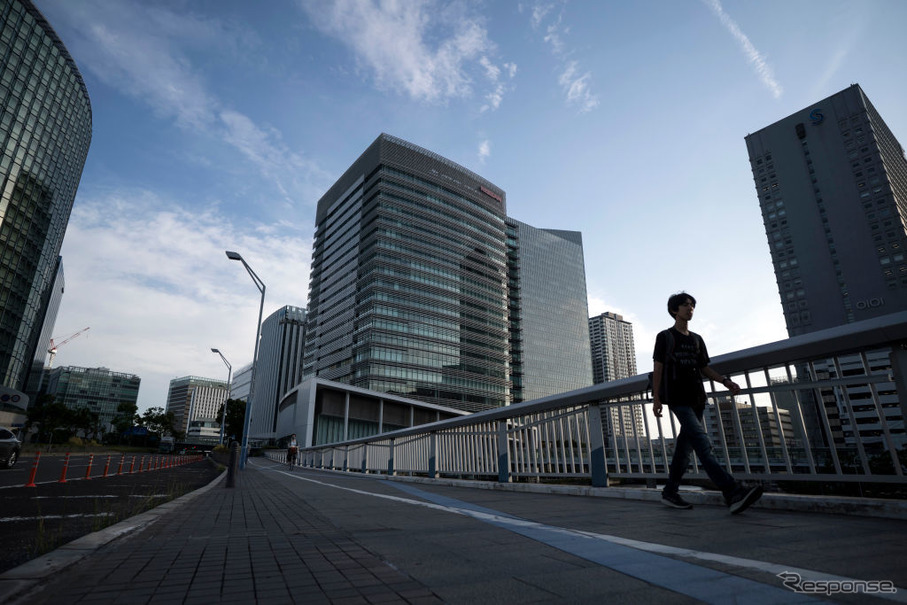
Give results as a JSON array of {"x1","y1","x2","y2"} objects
[
  {"x1": 248, "y1": 305, "x2": 306, "y2": 442},
  {"x1": 303, "y1": 134, "x2": 511, "y2": 412},
  {"x1": 0, "y1": 0, "x2": 92, "y2": 394},
  {"x1": 506, "y1": 219, "x2": 592, "y2": 402},
  {"x1": 303, "y1": 134, "x2": 594, "y2": 413},
  {"x1": 44, "y1": 365, "x2": 140, "y2": 430}
]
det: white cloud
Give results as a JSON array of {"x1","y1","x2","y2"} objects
[
  {"x1": 526, "y1": 1, "x2": 598, "y2": 112},
  {"x1": 54, "y1": 190, "x2": 312, "y2": 412},
  {"x1": 302, "y1": 0, "x2": 513, "y2": 110},
  {"x1": 47, "y1": 0, "x2": 326, "y2": 207},
  {"x1": 478, "y1": 139, "x2": 491, "y2": 162},
  {"x1": 559, "y1": 61, "x2": 599, "y2": 113},
  {"x1": 702, "y1": 0, "x2": 783, "y2": 99}
]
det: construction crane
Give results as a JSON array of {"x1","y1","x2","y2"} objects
[{"x1": 48, "y1": 327, "x2": 90, "y2": 368}]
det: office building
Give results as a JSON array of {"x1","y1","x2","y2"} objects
[
  {"x1": 507, "y1": 219, "x2": 592, "y2": 402},
  {"x1": 0, "y1": 1, "x2": 92, "y2": 396},
  {"x1": 231, "y1": 362, "x2": 252, "y2": 402},
  {"x1": 165, "y1": 376, "x2": 228, "y2": 437},
  {"x1": 747, "y1": 85, "x2": 907, "y2": 452},
  {"x1": 25, "y1": 256, "x2": 63, "y2": 398},
  {"x1": 703, "y1": 398, "x2": 797, "y2": 453},
  {"x1": 303, "y1": 134, "x2": 511, "y2": 412},
  {"x1": 302, "y1": 134, "x2": 593, "y2": 414},
  {"x1": 588, "y1": 311, "x2": 642, "y2": 437},
  {"x1": 745, "y1": 84, "x2": 907, "y2": 336},
  {"x1": 248, "y1": 305, "x2": 306, "y2": 442},
  {"x1": 44, "y1": 366, "x2": 140, "y2": 433}
]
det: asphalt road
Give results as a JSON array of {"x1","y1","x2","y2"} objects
[{"x1": 0, "y1": 453, "x2": 223, "y2": 574}]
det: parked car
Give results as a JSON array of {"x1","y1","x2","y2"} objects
[{"x1": 0, "y1": 427, "x2": 21, "y2": 468}]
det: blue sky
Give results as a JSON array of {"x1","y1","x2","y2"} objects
[{"x1": 33, "y1": 0, "x2": 907, "y2": 413}]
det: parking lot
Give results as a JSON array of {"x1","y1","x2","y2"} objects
[{"x1": 0, "y1": 453, "x2": 222, "y2": 573}]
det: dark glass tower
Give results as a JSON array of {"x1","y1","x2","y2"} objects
[
  {"x1": 303, "y1": 134, "x2": 510, "y2": 412},
  {"x1": 0, "y1": 0, "x2": 92, "y2": 392},
  {"x1": 506, "y1": 218, "x2": 592, "y2": 402}
]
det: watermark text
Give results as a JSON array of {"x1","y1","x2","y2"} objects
[{"x1": 778, "y1": 571, "x2": 897, "y2": 596}]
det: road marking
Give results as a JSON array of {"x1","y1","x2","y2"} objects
[
  {"x1": 0, "y1": 513, "x2": 115, "y2": 523},
  {"x1": 267, "y1": 464, "x2": 906, "y2": 603}
]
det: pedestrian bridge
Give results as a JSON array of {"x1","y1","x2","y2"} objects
[{"x1": 288, "y1": 311, "x2": 907, "y2": 506}]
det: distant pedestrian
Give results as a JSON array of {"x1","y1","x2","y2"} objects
[
  {"x1": 286, "y1": 434, "x2": 298, "y2": 466},
  {"x1": 652, "y1": 292, "x2": 763, "y2": 514}
]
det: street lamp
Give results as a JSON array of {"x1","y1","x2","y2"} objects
[
  {"x1": 211, "y1": 348, "x2": 233, "y2": 445},
  {"x1": 225, "y1": 250, "x2": 265, "y2": 469}
]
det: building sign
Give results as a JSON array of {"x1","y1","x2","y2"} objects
[
  {"x1": 0, "y1": 386, "x2": 28, "y2": 410},
  {"x1": 855, "y1": 297, "x2": 884, "y2": 310},
  {"x1": 479, "y1": 185, "x2": 503, "y2": 204},
  {"x1": 809, "y1": 108, "x2": 824, "y2": 125}
]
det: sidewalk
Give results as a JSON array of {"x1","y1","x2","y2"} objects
[
  {"x1": 0, "y1": 461, "x2": 442, "y2": 604},
  {"x1": 3, "y1": 457, "x2": 905, "y2": 604}
]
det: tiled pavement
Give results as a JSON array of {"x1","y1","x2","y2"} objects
[
  {"x1": 1, "y1": 462, "x2": 442, "y2": 604},
  {"x1": 2, "y1": 456, "x2": 907, "y2": 604}
]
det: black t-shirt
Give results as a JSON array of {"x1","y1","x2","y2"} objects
[{"x1": 652, "y1": 327, "x2": 710, "y2": 409}]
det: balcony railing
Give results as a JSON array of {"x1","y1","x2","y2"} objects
[{"x1": 288, "y1": 311, "x2": 907, "y2": 488}]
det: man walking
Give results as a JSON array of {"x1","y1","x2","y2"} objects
[{"x1": 652, "y1": 292, "x2": 763, "y2": 514}]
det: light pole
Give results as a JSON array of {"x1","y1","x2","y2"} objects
[
  {"x1": 225, "y1": 250, "x2": 265, "y2": 469},
  {"x1": 211, "y1": 348, "x2": 232, "y2": 445}
]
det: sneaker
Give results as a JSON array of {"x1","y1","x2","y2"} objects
[
  {"x1": 726, "y1": 484, "x2": 763, "y2": 515},
  {"x1": 662, "y1": 491, "x2": 693, "y2": 509}
]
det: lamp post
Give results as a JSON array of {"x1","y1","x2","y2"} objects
[
  {"x1": 225, "y1": 250, "x2": 265, "y2": 469},
  {"x1": 211, "y1": 348, "x2": 232, "y2": 445}
]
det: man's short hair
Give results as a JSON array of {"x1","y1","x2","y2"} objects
[{"x1": 667, "y1": 292, "x2": 696, "y2": 317}]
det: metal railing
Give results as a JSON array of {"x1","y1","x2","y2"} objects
[{"x1": 278, "y1": 312, "x2": 907, "y2": 488}]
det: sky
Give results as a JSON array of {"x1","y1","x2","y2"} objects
[{"x1": 31, "y1": 0, "x2": 907, "y2": 414}]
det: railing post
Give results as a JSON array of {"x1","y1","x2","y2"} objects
[
  {"x1": 428, "y1": 431, "x2": 437, "y2": 479},
  {"x1": 497, "y1": 420, "x2": 511, "y2": 483},
  {"x1": 387, "y1": 438, "x2": 396, "y2": 476},
  {"x1": 588, "y1": 404, "x2": 608, "y2": 488}
]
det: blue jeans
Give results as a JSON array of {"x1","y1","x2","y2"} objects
[{"x1": 665, "y1": 405, "x2": 736, "y2": 496}]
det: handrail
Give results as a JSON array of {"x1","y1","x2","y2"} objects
[{"x1": 291, "y1": 311, "x2": 907, "y2": 488}]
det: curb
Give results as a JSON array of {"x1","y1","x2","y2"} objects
[
  {"x1": 275, "y1": 459, "x2": 907, "y2": 520},
  {"x1": 0, "y1": 465, "x2": 226, "y2": 605}
]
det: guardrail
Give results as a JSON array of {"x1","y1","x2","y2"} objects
[{"x1": 277, "y1": 312, "x2": 907, "y2": 489}]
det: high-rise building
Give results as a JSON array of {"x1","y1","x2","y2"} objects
[
  {"x1": 746, "y1": 84, "x2": 907, "y2": 452},
  {"x1": 0, "y1": 1, "x2": 92, "y2": 395},
  {"x1": 507, "y1": 219, "x2": 592, "y2": 402},
  {"x1": 44, "y1": 366, "x2": 140, "y2": 432},
  {"x1": 703, "y1": 397, "x2": 798, "y2": 453},
  {"x1": 165, "y1": 376, "x2": 228, "y2": 437},
  {"x1": 302, "y1": 134, "x2": 592, "y2": 413},
  {"x1": 745, "y1": 84, "x2": 907, "y2": 336},
  {"x1": 23, "y1": 255, "x2": 63, "y2": 399},
  {"x1": 303, "y1": 134, "x2": 511, "y2": 412},
  {"x1": 231, "y1": 362, "x2": 253, "y2": 402},
  {"x1": 588, "y1": 311, "x2": 642, "y2": 436},
  {"x1": 588, "y1": 311, "x2": 636, "y2": 384},
  {"x1": 248, "y1": 305, "x2": 306, "y2": 442}
]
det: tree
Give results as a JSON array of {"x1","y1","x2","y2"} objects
[
  {"x1": 25, "y1": 395, "x2": 74, "y2": 443},
  {"x1": 217, "y1": 399, "x2": 247, "y2": 444},
  {"x1": 141, "y1": 407, "x2": 181, "y2": 441},
  {"x1": 110, "y1": 401, "x2": 139, "y2": 443}
]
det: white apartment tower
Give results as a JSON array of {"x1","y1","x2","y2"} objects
[{"x1": 588, "y1": 311, "x2": 643, "y2": 437}]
